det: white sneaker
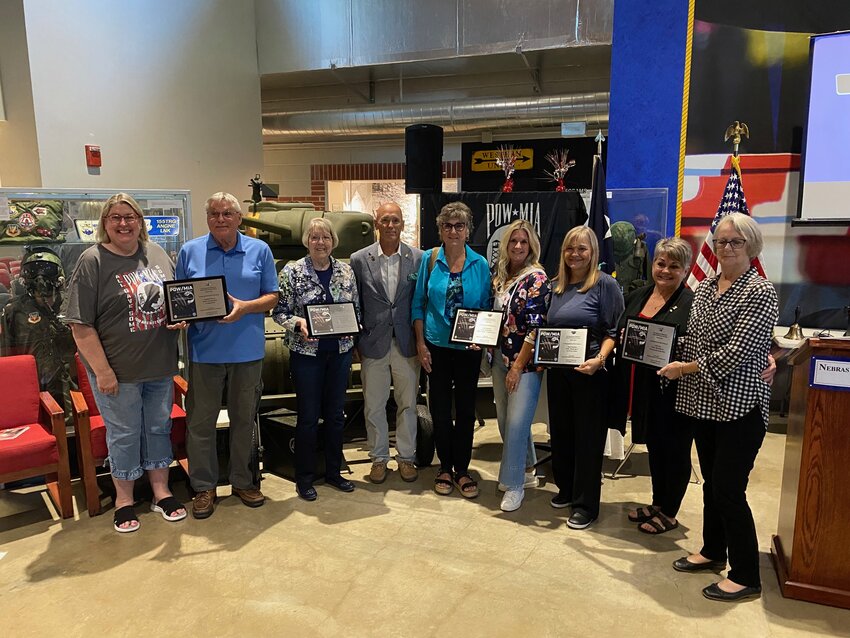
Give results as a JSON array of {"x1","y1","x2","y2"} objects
[
  {"x1": 500, "y1": 488, "x2": 525, "y2": 512},
  {"x1": 498, "y1": 471, "x2": 539, "y2": 492}
]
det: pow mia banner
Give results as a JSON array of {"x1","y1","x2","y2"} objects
[{"x1": 421, "y1": 192, "x2": 588, "y2": 277}]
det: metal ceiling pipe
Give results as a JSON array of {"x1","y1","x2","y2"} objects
[{"x1": 262, "y1": 92, "x2": 609, "y2": 140}]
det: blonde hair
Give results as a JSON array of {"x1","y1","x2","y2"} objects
[
  {"x1": 554, "y1": 226, "x2": 599, "y2": 294},
  {"x1": 654, "y1": 237, "x2": 693, "y2": 270},
  {"x1": 97, "y1": 193, "x2": 148, "y2": 243},
  {"x1": 493, "y1": 220, "x2": 543, "y2": 290}
]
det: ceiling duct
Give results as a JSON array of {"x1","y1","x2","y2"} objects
[{"x1": 263, "y1": 92, "x2": 609, "y2": 142}]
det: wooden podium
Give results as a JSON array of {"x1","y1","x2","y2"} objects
[{"x1": 771, "y1": 338, "x2": 850, "y2": 609}]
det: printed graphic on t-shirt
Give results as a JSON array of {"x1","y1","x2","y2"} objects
[{"x1": 117, "y1": 266, "x2": 168, "y2": 332}]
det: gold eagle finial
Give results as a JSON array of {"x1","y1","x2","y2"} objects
[{"x1": 724, "y1": 121, "x2": 750, "y2": 156}]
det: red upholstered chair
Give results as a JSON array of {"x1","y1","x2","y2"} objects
[
  {"x1": 0, "y1": 354, "x2": 73, "y2": 518},
  {"x1": 71, "y1": 354, "x2": 189, "y2": 516}
]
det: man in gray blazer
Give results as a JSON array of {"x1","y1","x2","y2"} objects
[{"x1": 350, "y1": 202, "x2": 423, "y2": 484}]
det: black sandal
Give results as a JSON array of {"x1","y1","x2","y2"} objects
[
  {"x1": 638, "y1": 511, "x2": 679, "y2": 535},
  {"x1": 113, "y1": 505, "x2": 140, "y2": 533},
  {"x1": 434, "y1": 472, "x2": 454, "y2": 496},
  {"x1": 454, "y1": 473, "x2": 479, "y2": 499},
  {"x1": 628, "y1": 505, "x2": 660, "y2": 523},
  {"x1": 151, "y1": 496, "x2": 187, "y2": 522}
]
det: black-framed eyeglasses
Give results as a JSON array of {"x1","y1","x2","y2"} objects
[
  {"x1": 441, "y1": 222, "x2": 466, "y2": 232},
  {"x1": 713, "y1": 238, "x2": 746, "y2": 250}
]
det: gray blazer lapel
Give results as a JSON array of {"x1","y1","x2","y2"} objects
[
  {"x1": 366, "y1": 243, "x2": 389, "y2": 301},
  {"x1": 394, "y1": 244, "x2": 413, "y2": 304}
]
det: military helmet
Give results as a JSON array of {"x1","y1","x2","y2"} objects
[{"x1": 20, "y1": 249, "x2": 65, "y2": 295}]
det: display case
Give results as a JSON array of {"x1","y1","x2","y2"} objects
[{"x1": 0, "y1": 188, "x2": 191, "y2": 428}]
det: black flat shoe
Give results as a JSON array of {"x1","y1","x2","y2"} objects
[
  {"x1": 297, "y1": 485, "x2": 318, "y2": 501},
  {"x1": 672, "y1": 556, "x2": 726, "y2": 573},
  {"x1": 702, "y1": 582, "x2": 761, "y2": 602},
  {"x1": 325, "y1": 477, "x2": 355, "y2": 493}
]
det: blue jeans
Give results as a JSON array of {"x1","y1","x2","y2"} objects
[
  {"x1": 87, "y1": 372, "x2": 173, "y2": 481},
  {"x1": 290, "y1": 349, "x2": 353, "y2": 489},
  {"x1": 491, "y1": 356, "x2": 541, "y2": 489}
]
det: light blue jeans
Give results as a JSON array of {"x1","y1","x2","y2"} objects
[
  {"x1": 87, "y1": 372, "x2": 174, "y2": 481},
  {"x1": 491, "y1": 356, "x2": 541, "y2": 489}
]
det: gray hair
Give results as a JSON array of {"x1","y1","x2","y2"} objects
[
  {"x1": 302, "y1": 216, "x2": 339, "y2": 249},
  {"x1": 715, "y1": 212, "x2": 763, "y2": 258},
  {"x1": 436, "y1": 201, "x2": 474, "y2": 236},
  {"x1": 654, "y1": 237, "x2": 693, "y2": 269},
  {"x1": 205, "y1": 192, "x2": 242, "y2": 215}
]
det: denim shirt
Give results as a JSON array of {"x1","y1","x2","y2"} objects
[{"x1": 273, "y1": 255, "x2": 361, "y2": 355}]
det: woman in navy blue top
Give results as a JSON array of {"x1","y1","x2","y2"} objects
[
  {"x1": 545, "y1": 226, "x2": 624, "y2": 530},
  {"x1": 412, "y1": 202, "x2": 490, "y2": 498}
]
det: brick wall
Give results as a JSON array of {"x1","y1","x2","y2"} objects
[{"x1": 270, "y1": 161, "x2": 461, "y2": 211}]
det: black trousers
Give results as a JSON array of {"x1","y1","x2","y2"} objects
[
  {"x1": 692, "y1": 408, "x2": 765, "y2": 587},
  {"x1": 645, "y1": 399, "x2": 694, "y2": 517},
  {"x1": 427, "y1": 341, "x2": 482, "y2": 476},
  {"x1": 546, "y1": 367, "x2": 610, "y2": 519},
  {"x1": 290, "y1": 349, "x2": 353, "y2": 490}
]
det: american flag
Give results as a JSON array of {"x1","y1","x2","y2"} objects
[{"x1": 686, "y1": 155, "x2": 766, "y2": 290}]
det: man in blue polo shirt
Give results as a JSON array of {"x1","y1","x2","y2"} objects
[{"x1": 176, "y1": 192, "x2": 278, "y2": 519}]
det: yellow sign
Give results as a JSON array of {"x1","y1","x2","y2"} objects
[{"x1": 471, "y1": 149, "x2": 534, "y2": 172}]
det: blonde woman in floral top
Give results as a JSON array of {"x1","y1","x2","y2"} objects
[
  {"x1": 273, "y1": 217, "x2": 361, "y2": 501},
  {"x1": 490, "y1": 220, "x2": 551, "y2": 512}
]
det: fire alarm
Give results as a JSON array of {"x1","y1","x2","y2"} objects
[{"x1": 85, "y1": 145, "x2": 102, "y2": 168}]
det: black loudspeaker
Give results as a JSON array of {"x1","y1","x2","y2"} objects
[{"x1": 405, "y1": 124, "x2": 443, "y2": 193}]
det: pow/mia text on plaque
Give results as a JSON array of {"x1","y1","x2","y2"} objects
[
  {"x1": 164, "y1": 276, "x2": 228, "y2": 324},
  {"x1": 533, "y1": 327, "x2": 589, "y2": 366},
  {"x1": 621, "y1": 317, "x2": 678, "y2": 369},
  {"x1": 450, "y1": 308, "x2": 503, "y2": 347},
  {"x1": 305, "y1": 302, "x2": 360, "y2": 338}
]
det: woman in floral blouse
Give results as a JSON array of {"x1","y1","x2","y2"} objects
[
  {"x1": 490, "y1": 220, "x2": 551, "y2": 512},
  {"x1": 273, "y1": 217, "x2": 361, "y2": 502}
]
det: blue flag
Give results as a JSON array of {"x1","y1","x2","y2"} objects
[{"x1": 588, "y1": 156, "x2": 614, "y2": 274}]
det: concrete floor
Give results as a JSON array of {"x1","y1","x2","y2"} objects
[{"x1": 2, "y1": 421, "x2": 849, "y2": 638}]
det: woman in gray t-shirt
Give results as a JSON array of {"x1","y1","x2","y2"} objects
[{"x1": 64, "y1": 193, "x2": 183, "y2": 532}]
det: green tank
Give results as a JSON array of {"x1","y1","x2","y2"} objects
[{"x1": 239, "y1": 202, "x2": 375, "y2": 266}]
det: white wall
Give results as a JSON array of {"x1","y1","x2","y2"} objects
[
  {"x1": 21, "y1": 0, "x2": 263, "y2": 236},
  {"x1": 0, "y1": 0, "x2": 41, "y2": 187}
]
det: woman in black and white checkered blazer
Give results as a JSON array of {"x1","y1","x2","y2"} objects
[{"x1": 659, "y1": 213, "x2": 778, "y2": 603}]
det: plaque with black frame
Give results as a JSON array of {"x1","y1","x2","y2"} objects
[
  {"x1": 533, "y1": 327, "x2": 589, "y2": 367},
  {"x1": 165, "y1": 276, "x2": 229, "y2": 324},
  {"x1": 449, "y1": 308, "x2": 503, "y2": 347},
  {"x1": 621, "y1": 317, "x2": 678, "y2": 369},
  {"x1": 305, "y1": 302, "x2": 360, "y2": 338}
]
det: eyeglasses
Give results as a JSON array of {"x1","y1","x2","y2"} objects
[
  {"x1": 207, "y1": 211, "x2": 238, "y2": 220},
  {"x1": 378, "y1": 217, "x2": 403, "y2": 226},
  {"x1": 713, "y1": 238, "x2": 747, "y2": 250},
  {"x1": 441, "y1": 222, "x2": 466, "y2": 233},
  {"x1": 106, "y1": 214, "x2": 141, "y2": 225}
]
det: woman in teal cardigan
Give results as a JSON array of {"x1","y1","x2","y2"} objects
[{"x1": 412, "y1": 202, "x2": 490, "y2": 498}]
